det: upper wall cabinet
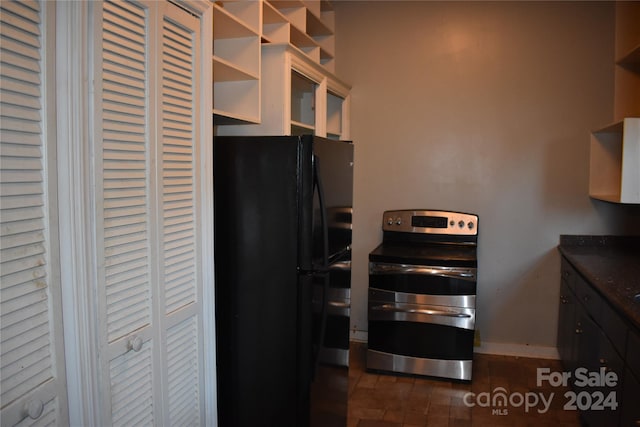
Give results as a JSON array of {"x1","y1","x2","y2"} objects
[
  {"x1": 217, "y1": 43, "x2": 351, "y2": 139},
  {"x1": 212, "y1": 0, "x2": 348, "y2": 133},
  {"x1": 589, "y1": 2, "x2": 640, "y2": 204},
  {"x1": 262, "y1": 0, "x2": 335, "y2": 71},
  {"x1": 589, "y1": 118, "x2": 640, "y2": 204}
]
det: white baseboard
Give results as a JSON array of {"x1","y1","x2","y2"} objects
[
  {"x1": 475, "y1": 342, "x2": 560, "y2": 360},
  {"x1": 349, "y1": 331, "x2": 560, "y2": 360},
  {"x1": 350, "y1": 330, "x2": 368, "y2": 343}
]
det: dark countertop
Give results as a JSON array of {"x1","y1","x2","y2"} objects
[{"x1": 558, "y1": 235, "x2": 640, "y2": 331}]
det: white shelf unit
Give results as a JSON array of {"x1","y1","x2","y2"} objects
[
  {"x1": 213, "y1": 1, "x2": 261, "y2": 124},
  {"x1": 212, "y1": 0, "x2": 345, "y2": 129},
  {"x1": 589, "y1": 118, "x2": 640, "y2": 204},
  {"x1": 217, "y1": 43, "x2": 350, "y2": 139},
  {"x1": 264, "y1": 0, "x2": 335, "y2": 71}
]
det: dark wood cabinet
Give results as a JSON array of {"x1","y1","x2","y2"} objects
[
  {"x1": 622, "y1": 331, "x2": 640, "y2": 426},
  {"x1": 557, "y1": 257, "x2": 638, "y2": 427}
]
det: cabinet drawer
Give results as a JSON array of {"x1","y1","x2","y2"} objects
[
  {"x1": 627, "y1": 329, "x2": 640, "y2": 380},
  {"x1": 601, "y1": 300, "x2": 628, "y2": 357},
  {"x1": 574, "y1": 274, "x2": 602, "y2": 323}
]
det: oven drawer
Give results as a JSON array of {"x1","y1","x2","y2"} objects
[
  {"x1": 368, "y1": 320, "x2": 474, "y2": 361},
  {"x1": 369, "y1": 262, "x2": 476, "y2": 295}
]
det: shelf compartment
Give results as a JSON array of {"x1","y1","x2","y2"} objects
[
  {"x1": 305, "y1": 8, "x2": 332, "y2": 37},
  {"x1": 214, "y1": 36, "x2": 260, "y2": 80},
  {"x1": 291, "y1": 70, "x2": 316, "y2": 128},
  {"x1": 589, "y1": 118, "x2": 640, "y2": 204},
  {"x1": 214, "y1": 1, "x2": 260, "y2": 34},
  {"x1": 272, "y1": 5, "x2": 307, "y2": 33},
  {"x1": 214, "y1": 79, "x2": 260, "y2": 124},
  {"x1": 262, "y1": 1, "x2": 290, "y2": 44},
  {"x1": 213, "y1": 1, "x2": 261, "y2": 125},
  {"x1": 291, "y1": 120, "x2": 315, "y2": 136},
  {"x1": 213, "y1": 56, "x2": 258, "y2": 82},
  {"x1": 213, "y1": 3, "x2": 259, "y2": 39},
  {"x1": 302, "y1": 0, "x2": 321, "y2": 20}
]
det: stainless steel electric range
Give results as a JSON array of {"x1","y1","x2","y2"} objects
[{"x1": 366, "y1": 210, "x2": 479, "y2": 381}]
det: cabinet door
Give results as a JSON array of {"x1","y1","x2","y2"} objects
[
  {"x1": 93, "y1": 1, "x2": 204, "y2": 424},
  {"x1": 0, "y1": 1, "x2": 69, "y2": 425},
  {"x1": 574, "y1": 300, "x2": 623, "y2": 427},
  {"x1": 621, "y1": 368, "x2": 640, "y2": 427},
  {"x1": 557, "y1": 280, "x2": 576, "y2": 370},
  {"x1": 291, "y1": 69, "x2": 319, "y2": 135},
  {"x1": 587, "y1": 327, "x2": 623, "y2": 427}
]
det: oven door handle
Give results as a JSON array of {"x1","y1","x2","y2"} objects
[
  {"x1": 330, "y1": 260, "x2": 351, "y2": 271},
  {"x1": 371, "y1": 303, "x2": 471, "y2": 318},
  {"x1": 369, "y1": 303, "x2": 475, "y2": 329},
  {"x1": 369, "y1": 262, "x2": 476, "y2": 281}
]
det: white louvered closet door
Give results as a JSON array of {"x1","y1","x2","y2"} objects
[
  {"x1": 0, "y1": 1, "x2": 69, "y2": 426},
  {"x1": 95, "y1": 1, "x2": 204, "y2": 425}
]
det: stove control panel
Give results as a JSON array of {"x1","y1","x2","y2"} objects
[{"x1": 383, "y1": 210, "x2": 478, "y2": 236}]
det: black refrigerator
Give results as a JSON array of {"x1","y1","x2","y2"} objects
[{"x1": 213, "y1": 135, "x2": 353, "y2": 427}]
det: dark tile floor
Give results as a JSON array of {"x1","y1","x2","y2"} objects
[{"x1": 348, "y1": 342, "x2": 581, "y2": 427}]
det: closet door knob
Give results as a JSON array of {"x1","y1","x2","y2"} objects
[
  {"x1": 24, "y1": 398, "x2": 44, "y2": 420},
  {"x1": 128, "y1": 336, "x2": 143, "y2": 352}
]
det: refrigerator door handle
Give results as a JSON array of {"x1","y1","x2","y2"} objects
[{"x1": 312, "y1": 154, "x2": 330, "y2": 377}]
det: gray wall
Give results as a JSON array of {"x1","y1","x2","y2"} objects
[{"x1": 334, "y1": 1, "x2": 640, "y2": 355}]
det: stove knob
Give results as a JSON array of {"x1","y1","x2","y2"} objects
[
  {"x1": 458, "y1": 220, "x2": 464, "y2": 228},
  {"x1": 449, "y1": 220, "x2": 455, "y2": 227},
  {"x1": 387, "y1": 217, "x2": 394, "y2": 225},
  {"x1": 468, "y1": 222, "x2": 474, "y2": 229},
  {"x1": 396, "y1": 217, "x2": 402, "y2": 225}
]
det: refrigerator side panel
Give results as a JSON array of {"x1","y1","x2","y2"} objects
[
  {"x1": 311, "y1": 137, "x2": 354, "y2": 264},
  {"x1": 308, "y1": 137, "x2": 353, "y2": 427},
  {"x1": 213, "y1": 136, "x2": 302, "y2": 427}
]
